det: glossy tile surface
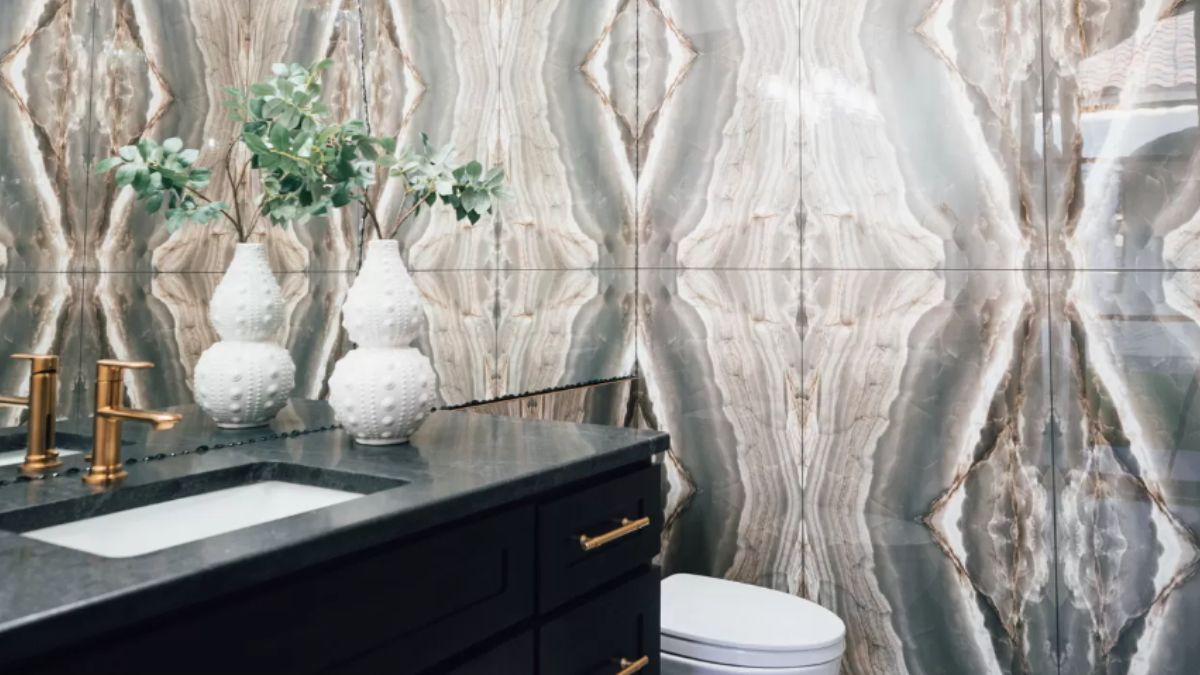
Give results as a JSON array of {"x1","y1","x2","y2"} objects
[
  {"x1": 637, "y1": 268, "x2": 802, "y2": 581},
  {"x1": 801, "y1": 0, "x2": 1045, "y2": 270},
  {"x1": 360, "y1": 0, "x2": 636, "y2": 270},
  {"x1": 1044, "y1": 2, "x2": 1200, "y2": 271},
  {"x1": 0, "y1": 1, "x2": 91, "y2": 271},
  {"x1": 0, "y1": 273, "x2": 88, "y2": 434},
  {"x1": 497, "y1": 269, "x2": 635, "y2": 396},
  {"x1": 1053, "y1": 270, "x2": 1200, "y2": 673},
  {"x1": 638, "y1": 0, "x2": 801, "y2": 269}
]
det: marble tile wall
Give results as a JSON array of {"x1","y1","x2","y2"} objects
[
  {"x1": 7, "y1": 1, "x2": 1200, "y2": 672},
  {"x1": 0, "y1": 1, "x2": 636, "y2": 424},
  {"x1": 636, "y1": 1, "x2": 1200, "y2": 674}
]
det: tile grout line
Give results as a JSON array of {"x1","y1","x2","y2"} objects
[
  {"x1": 354, "y1": 0, "x2": 370, "y2": 273},
  {"x1": 1035, "y1": 0, "x2": 1064, "y2": 670},
  {"x1": 634, "y1": 0, "x2": 641, "y2": 387},
  {"x1": 796, "y1": 0, "x2": 806, "y2": 599}
]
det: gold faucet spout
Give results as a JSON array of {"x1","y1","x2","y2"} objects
[
  {"x1": 85, "y1": 359, "x2": 180, "y2": 486},
  {"x1": 97, "y1": 407, "x2": 182, "y2": 430}
]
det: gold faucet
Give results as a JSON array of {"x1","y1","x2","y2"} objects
[
  {"x1": 0, "y1": 353, "x2": 62, "y2": 473},
  {"x1": 84, "y1": 359, "x2": 182, "y2": 486}
]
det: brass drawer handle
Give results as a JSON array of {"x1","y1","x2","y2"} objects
[
  {"x1": 578, "y1": 516, "x2": 651, "y2": 551},
  {"x1": 616, "y1": 656, "x2": 650, "y2": 674}
]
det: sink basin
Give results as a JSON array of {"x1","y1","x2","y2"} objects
[
  {"x1": 0, "y1": 463, "x2": 404, "y2": 558},
  {"x1": 0, "y1": 448, "x2": 81, "y2": 468}
]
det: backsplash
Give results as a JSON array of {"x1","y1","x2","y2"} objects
[{"x1": 0, "y1": 0, "x2": 635, "y2": 426}]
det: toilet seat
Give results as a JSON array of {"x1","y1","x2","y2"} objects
[{"x1": 661, "y1": 574, "x2": 846, "y2": 669}]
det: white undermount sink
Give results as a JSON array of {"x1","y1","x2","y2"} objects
[
  {"x1": 0, "y1": 448, "x2": 80, "y2": 467},
  {"x1": 24, "y1": 481, "x2": 363, "y2": 558}
]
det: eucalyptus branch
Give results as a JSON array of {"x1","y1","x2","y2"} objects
[
  {"x1": 222, "y1": 141, "x2": 247, "y2": 242},
  {"x1": 360, "y1": 196, "x2": 384, "y2": 240},
  {"x1": 183, "y1": 185, "x2": 240, "y2": 234},
  {"x1": 385, "y1": 189, "x2": 434, "y2": 241}
]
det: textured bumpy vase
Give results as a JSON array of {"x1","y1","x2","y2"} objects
[
  {"x1": 329, "y1": 240, "x2": 437, "y2": 445},
  {"x1": 194, "y1": 243, "x2": 296, "y2": 428}
]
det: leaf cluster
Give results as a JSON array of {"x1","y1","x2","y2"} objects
[
  {"x1": 95, "y1": 138, "x2": 226, "y2": 233},
  {"x1": 381, "y1": 133, "x2": 512, "y2": 237}
]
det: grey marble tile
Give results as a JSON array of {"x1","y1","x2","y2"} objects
[
  {"x1": 360, "y1": 0, "x2": 634, "y2": 271},
  {"x1": 496, "y1": 269, "x2": 635, "y2": 397},
  {"x1": 802, "y1": 269, "x2": 1057, "y2": 675},
  {"x1": 0, "y1": 272, "x2": 88, "y2": 436},
  {"x1": 801, "y1": 0, "x2": 1046, "y2": 270},
  {"x1": 1051, "y1": 269, "x2": 1200, "y2": 673},
  {"x1": 77, "y1": 272, "x2": 352, "y2": 414},
  {"x1": 638, "y1": 0, "x2": 801, "y2": 269},
  {"x1": 462, "y1": 378, "x2": 635, "y2": 428},
  {"x1": 0, "y1": 1, "x2": 92, "y2": 272},
  {"x1": 637, "y1": 268, "x2": 803, "y2": 585},
  {"x1": 410, "y1": 269, "x2": 497, "y2": 407},
  {"x1": 86, "y1": 0, "x2": 364, "y2": 273},
  {"x1": 1042, "y1": 2, "x2": 1200, "y2": 271}
]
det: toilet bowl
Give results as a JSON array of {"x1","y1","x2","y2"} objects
[{"x1": 661, "y1": 574, "x2": 845, "y2": 675}]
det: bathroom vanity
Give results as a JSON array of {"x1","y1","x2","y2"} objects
[{"x1": 0, "y1": 402, "x2": 668, "y2": 674}]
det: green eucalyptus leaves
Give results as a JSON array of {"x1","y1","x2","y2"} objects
[
  {"x1": 97, "y1": 60, "x2": 510, "y2": 243},
  {"x1": 94, "y1": 137, "x2": 225, "y2": 233}
]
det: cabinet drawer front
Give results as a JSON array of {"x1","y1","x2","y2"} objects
[
  {"x1": 538, "y1": 570, "x2": 659, "y2": 675},
  {"x1": 538, "y1": 463, "x2": 661, "y2": 611}
]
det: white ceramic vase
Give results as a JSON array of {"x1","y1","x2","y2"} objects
[
  {"x1": 194, "y1": 243, "x2": 296, "y2": 428},
  {"x1": 329, "y1": 240, "x2": 437, "y2": 445}
]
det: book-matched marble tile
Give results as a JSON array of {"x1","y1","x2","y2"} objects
[
  {"x1": 411, "y1": 269, "x2": 497, "y2": 407},
  {"x1": 1042, "y1": 1, "x2": 1200, "y2": 271},
  {"x1": 1051, "y1": 269, "x2": 1200, "y2": 673},
  {"x1": 0, "y1": 1, "x2": 92, "y2": 272},
  {"x1": 360, "y1": 0, "x2": 634, "y2": 271},
  {"x1": 497, "y1": 269, "x2": 635, "y2": 397},
  {"x1": 803, "y1": 268, "x2": 1056, "y2": 675},
  {"x1": 801, "y1": 0, "x2": 1046, "y2": 270},
  {"x1": 637, "y1": 268, "x2": 803, "y2": 583},
  {"x1": 638, "y1": 0, "x2": 800, "y2": 269},
  {"x1": 0, "y1": 273, "x2": 88, "y2": 435}
]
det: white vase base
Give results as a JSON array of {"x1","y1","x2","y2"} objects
[
  {"x1": 353, "y1": 436, "x2": 410, "y2": 446},
  {"x1": 216, "y1": 421, "x2": 271, "y2": 430}
]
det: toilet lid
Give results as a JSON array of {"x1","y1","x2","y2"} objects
[{"x1": 661, "y1": 574, "x2": 846, "y2": 668}]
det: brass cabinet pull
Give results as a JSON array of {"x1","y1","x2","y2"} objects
[
  {"x1": 616, "y1": 656, "x2": 649, "y2": 674},
  {"x1": 578, "y1": 516, "x2": 651, "y2": 551}
]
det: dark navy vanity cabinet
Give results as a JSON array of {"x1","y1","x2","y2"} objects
[{"x1": 0, "y1": 407, "x2": 668, "y2": 675}]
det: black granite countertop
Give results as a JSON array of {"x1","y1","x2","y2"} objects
[{"x1": 0, "y1": 400, "x2": 668, "y2": 665}]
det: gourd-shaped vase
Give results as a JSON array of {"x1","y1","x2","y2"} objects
[
  {"x1": 328, "y1": 240, "x2": 437, "y2": 445},
  {"x1": 194, "y1": 243, "x2": 296, "y2": 428}
]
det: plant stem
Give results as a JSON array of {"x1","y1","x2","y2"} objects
[
  {"x1": 385, "y1": 189, "x2": 434, "y2": 240},
  {"x1": 361, "y1": 197, "x2": 384, "y2": 240},
  {"x1": 223, "y1": 141, "x2": 246, "y2": 242}
]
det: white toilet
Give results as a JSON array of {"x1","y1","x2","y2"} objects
[{"x1": 660, "y1": 574, "x2": 846, "y2": 674}]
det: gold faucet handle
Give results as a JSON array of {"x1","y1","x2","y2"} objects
[
  {"x1": 0, "y1": 353, "x2": 59, "y2": 407},
  {"x1": 96, "y1": 359, "x2": 155, "y2": 382},
  {"x1": 12, "y1": 353, "x2": 59, "y2": 373}
]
